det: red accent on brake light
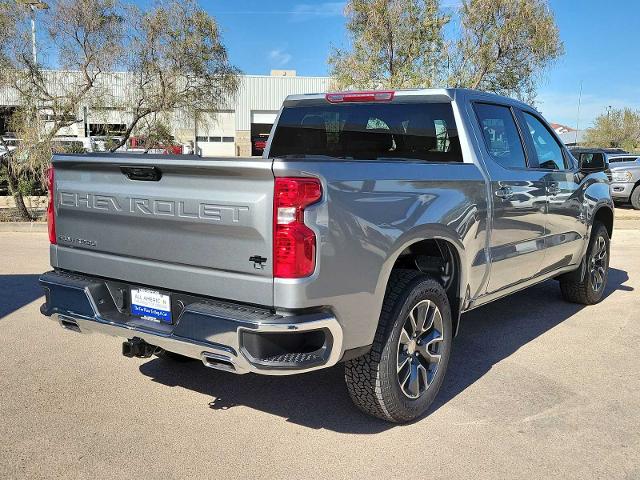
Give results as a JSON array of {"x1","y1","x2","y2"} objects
[
  {"x1": 47, "y1": 166, "x2": 56, "y2": 244},
  {"x1": 325, "y1": 91, "x2": 395, "y2": 103},
  {"x1": 273, "y1": 178, "x2": 322, "y2": 278}
]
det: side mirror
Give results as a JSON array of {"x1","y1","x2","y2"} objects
[{"x1": 579, "y1": 153, "x2": 606, "y2": 173}]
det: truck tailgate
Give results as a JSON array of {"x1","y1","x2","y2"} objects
[{"x1": 51, "y1": 155, "x2": 274, "y2": 306}]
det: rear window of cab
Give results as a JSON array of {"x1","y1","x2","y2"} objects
[{"x1": 269, "y1": 102, "x2": 463, "y2": 163}]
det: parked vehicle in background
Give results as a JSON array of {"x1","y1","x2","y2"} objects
[
  {"x1": 128, "y1": 136, "x2": 185, "y2": 155},
  {"x1": 51, "y1": 136, "x2": 96, "y2": 153},
  {"x1": 1, "y1": 135, "x2": 20, "y2": 149},
  {"x1": 40, "y1": 88, "x2": 613, "y2": 423},
  {"x1": 570, "y1": 148, "x2": 640, "y2": 208},
  {"x1": 609, "y1": 160, "x2": 640, "y2": 209},
  {"x1": 569, "y1": 147, "x2": 632, "y2": 169},
  {"x1": 608, "y1": 154, "x2": 638, "y2": 164},
  {"x1": 252, "y1": 133, "x2": 269, "y2": 156},
  {"x1": 92, "y1": 136, "x2": 127, "y2": 152}
]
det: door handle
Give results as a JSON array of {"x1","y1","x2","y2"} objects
[
  {"x1": 495, "y1": 186, "x2": 514, "y2": 199},
  {"x1": 547, "y1": 183, "x2": 561, "y2": 196}
]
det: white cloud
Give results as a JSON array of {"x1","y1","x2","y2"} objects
[
  {"x1": 268, "y1": 48, "x2": 292, "y2": 67},
  {"x1": 291, "y1": 2, "x2": 345, "y2": 21},
  {"x1": 536, "y1": 89, "x2": 640, "y2": 129}
]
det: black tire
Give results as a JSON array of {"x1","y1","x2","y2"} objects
[
  {"x1": 344, "y1": 269, "x2": 453, "y2": 423},
  {"x1": 559, "y1": 222, "x2": 610, "y2": 305},
  {"x1": 156, "y1": 349, "x2": 196, "y2": 362},
  {"x1": 630, "y1": 185, "x2": 640, "y2": 210}
]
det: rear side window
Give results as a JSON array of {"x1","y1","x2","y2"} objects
[
  {"x1": 474, "y1": 103, "x2": 527, "y2": 169},
  {"x1": 609, "y1": 156, "x2": 637, "y2": 163},
  {"x1": 522, "y1": 112, "x2": 567, "y2": 170},
  {"x1": 577, "y1": 152, "x2": 605, "y2": 169},
  {"x1": 269, "y1": 102, "x2": 462, "y2": 162}
]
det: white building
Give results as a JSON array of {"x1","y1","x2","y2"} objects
[{"x1": 0, "y1": 70, "x2": 332, "y2": 156}]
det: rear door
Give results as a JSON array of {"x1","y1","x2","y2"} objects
[
  {"x1": 52, "y1": 155, "x2": 274, "y2": 305},
  {"x1": 516, "y1": 110, "x2": 588, "y2": 273},
  {"x1": 473, "y1": 103, "x2": 548, "y2": 293}
]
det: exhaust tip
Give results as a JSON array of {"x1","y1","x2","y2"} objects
[
  {"x1": 59, "y1": 316, "x2": 81, "y2": 333},
  {"x1": 201, "y1": 352, "x2": 236, "y2": 372}
]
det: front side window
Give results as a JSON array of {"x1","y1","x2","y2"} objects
[
  {"x1": 269, "y1": 102, "x2": 463, "y2": 162},
  {"x1": 474, "y1": 103, "x2": 527, "y2": 169},
  {"x1": 522, "y1": 112, "x2": 567, "y2": 170}
]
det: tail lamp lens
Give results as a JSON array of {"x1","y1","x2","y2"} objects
[
  {"x1": 47, "y1": 166, "x2": 56, "y2": 244},
  {"x1": 273, "y1": 178, "x2": 322, "y2": 278}
]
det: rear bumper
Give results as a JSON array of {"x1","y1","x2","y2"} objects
[{"x1": 39, "y1": 270, "x2": 343, "y2": 375}]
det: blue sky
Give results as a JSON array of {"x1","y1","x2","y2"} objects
[
  {"x1": 205, "y1": 0, "x2": 640, "y2": 128},
  {"x1": 34, "y1": 0, "x2": 637, "y2": 128}
]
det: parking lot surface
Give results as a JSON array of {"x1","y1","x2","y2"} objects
[{"x1": 0, "y1": 230, "x2": 638, "y2": 480}]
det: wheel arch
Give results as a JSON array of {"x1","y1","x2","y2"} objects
[
  {"x1": 378, "y1": 229, "x2": 467, "y2": 336},
  {"x1": 593, "y1": 205, "x2": 614, "y2": 239}
]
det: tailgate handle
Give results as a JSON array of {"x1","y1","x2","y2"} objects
[{"x1": 120, "y1": 166, "x2": 162, "y2": 181}]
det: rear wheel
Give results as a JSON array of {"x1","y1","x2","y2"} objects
[
  {"x1": 344, "y1": 270, "x2": 452, "y2": 423},
  {"x1": 559, "y1": 222, "x2": 610, "y2": 304},
  {"x1": 630, "y1": 185, "x2": 640, "y2": 210}
]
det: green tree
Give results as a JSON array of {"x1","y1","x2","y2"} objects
[
  {"x1": 329, "y1": 0, "x2": 449, "y2": 89},
  {"x1": 450, "y1": 0, "x2": 564, "y2": 101},
  {"x1": 108, "y1": 0, "x2": 240, "y2": 151},
  {"x1": 329, "y1": 0, "x2": 564, "y2": 101},
  {"x1": 585, "y1": 108, "x2": 640, "y2": 151}
]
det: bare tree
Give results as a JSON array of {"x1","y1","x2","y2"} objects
[
  {"x1": 330, "y1": 0, "x2": 564, "y2": 101},
  {"x1": 108, "y1": 0, "x2": 240, "y2": 152},
  {"x1": 329, "y1": 0, "x2": 449, "y2": 89},
  {"x1": 0, "y1": 0, "x2": 124, "y2": 219},
  {"x1": 449, "y1": 0, "x2": 564, "y2": 101}
]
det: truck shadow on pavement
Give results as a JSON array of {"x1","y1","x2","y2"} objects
[
  {"x1": 0, "y1": 274, "x2": 42, "y2": 320},
  {"x1": 139, "y1": 268, "x2": 631, "y2": 433}
]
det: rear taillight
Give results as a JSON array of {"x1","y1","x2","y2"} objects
[
  {"x1": 273, "y1": 177, "x2": 322, "y2": 278},
  {"x1": 47, "y1": 166, "x2": 56, "y2": 244}
]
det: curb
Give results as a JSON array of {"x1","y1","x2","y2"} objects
[{"x1": 0, "y1": 222, "x2": 47, "y2": 233}]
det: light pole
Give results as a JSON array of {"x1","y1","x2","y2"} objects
[
  {"x1": 17, "y1": 1, "x2": 49, "y2": 142},
  {"x1": 17, "y1": 0, "x2": 49, "y2": 65}
]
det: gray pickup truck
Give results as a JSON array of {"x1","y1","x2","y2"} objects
[
  {"x1": 40, "y1": 88, "x2": 613, "y2": 422},
  {"x1": 610, "y1": 160, "x2": 640, "y2": 209},
  {"x1": 571, "y1": 148, "x2": 640, "y2": 209}
]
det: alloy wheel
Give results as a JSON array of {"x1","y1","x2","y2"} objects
[
  {"x1": 589, "y1": 235, "x2": 608, "y2": 292},
  {"x1": 396, "y1": 299, "x2": 444, "y2": 399}
]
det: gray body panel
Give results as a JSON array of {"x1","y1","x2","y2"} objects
[
  {"x1": 51, "y1": 155, "x2": 274, "y2": 306},
  {"x1": 49, "y1": 88, "x2": 614, "y2": 360}
]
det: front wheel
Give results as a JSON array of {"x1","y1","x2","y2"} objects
[
  {"x1": 630, "y1": 185, "x2": 640, "y2": 210},
  {"x1": 559, "y1": 222, "x2": 610, "y2": 304},
  {"x1": 344, "y1": 270, "x2": 452, "y2": 423}
]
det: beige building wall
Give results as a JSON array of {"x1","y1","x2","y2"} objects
[{"x1": 235, "y1": 130, "x2": 251, "y2": 156}]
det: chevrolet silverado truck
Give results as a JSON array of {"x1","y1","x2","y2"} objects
[{"x1": 40, "y1": 89, "x2": 613, "y2": 422}]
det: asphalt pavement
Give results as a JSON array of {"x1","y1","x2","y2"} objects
[{"x1": 0, "y1": 230, "x2": 638, "y2": 479}]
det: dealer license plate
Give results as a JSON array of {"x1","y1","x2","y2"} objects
[{"x1": 130, "y1": 288, "x2": 172, "y2": 323}]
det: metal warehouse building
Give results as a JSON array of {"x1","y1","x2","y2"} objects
[{"x1": 0, "y1": 70, "x2": 332, "y2": 156}]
